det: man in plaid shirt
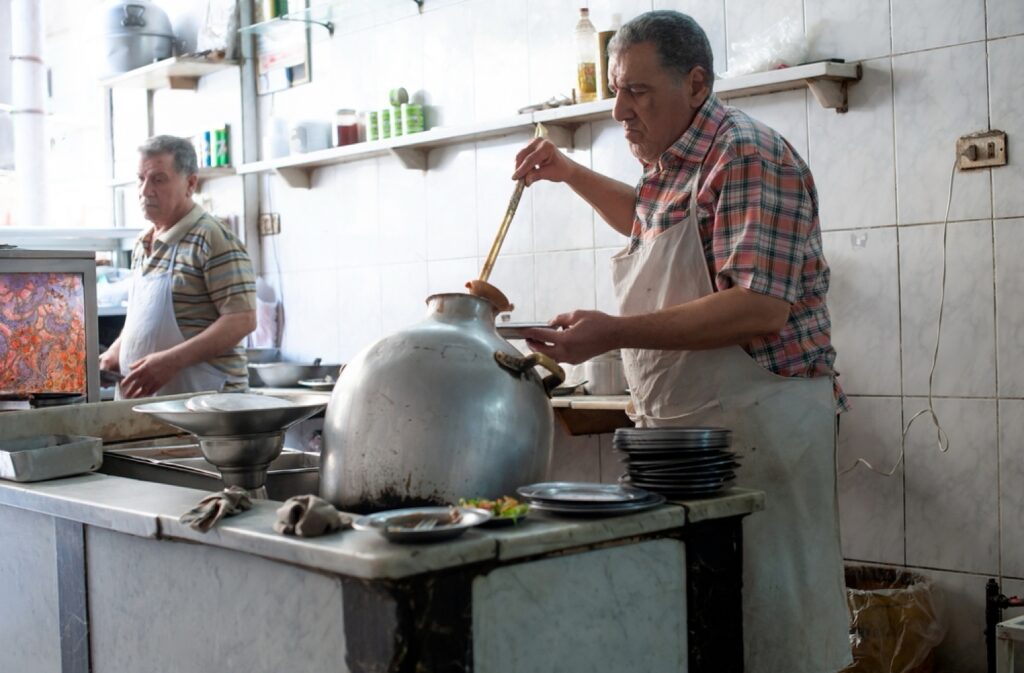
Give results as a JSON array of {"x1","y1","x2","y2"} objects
[{"x1": 516, "y1": 10, "x2": 851, "y2": 673}]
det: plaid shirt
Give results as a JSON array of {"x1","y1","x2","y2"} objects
[{"x1": 631, "y1": 94, "x2": 848, "y2": 411}]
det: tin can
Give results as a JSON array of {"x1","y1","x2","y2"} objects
[
  {"x1": 201, "y1": 131, "x2": 213, "y2": 168},
  {"x1": 379, "y1": 108, "x2": 391, "y2": 139},
  {"x1": 214, "y1": 127, "x2": 229, "y2": 166},
  {"x1": 401, "y1": 103, "x2": 425, "y2": 134},
  {"x1": 367, "y1": 110, "x2": 379, "y2": 141}
]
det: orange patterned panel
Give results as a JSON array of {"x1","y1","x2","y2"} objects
[{"x1": 0, "y1": 272, "x2": 86, "y2": 395}]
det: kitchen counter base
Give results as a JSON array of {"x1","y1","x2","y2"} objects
[{"x1": 0, "y1": 475, "x2": 761, "y2": 673}]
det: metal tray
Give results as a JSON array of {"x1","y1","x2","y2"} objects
[
  {"x1": 0, "y1": 435, "x2": 103, "y2": 482},
  {"x1": 100, "y1": 439, "x2": 319, "y2": 500}
]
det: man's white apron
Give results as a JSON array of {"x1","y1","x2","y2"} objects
[
  {"x1": 118, "y1": 238, "x2": 227, "y2": 398},
  {"x1": 611, "y1": 165, "x2": 850, "y2": 673}
]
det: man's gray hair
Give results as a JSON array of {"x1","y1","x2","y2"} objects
[
  {"x1": 138, "y1": 135, "x2": 198, "y2": 176},
  {"x1": 609, "y1": 10, "x2": 715, "y2": 87}
]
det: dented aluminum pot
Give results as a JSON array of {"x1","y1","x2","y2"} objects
[{"x1": 320, "y1": 293, "x2": 564, "y2": 513}]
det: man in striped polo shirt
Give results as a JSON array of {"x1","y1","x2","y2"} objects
[
  {"x1": 515, "y1": 11, "x2": 851, "y2": 673},
  {"x1": 99, "y1": 135, "x2": 256, "y2": 398}
]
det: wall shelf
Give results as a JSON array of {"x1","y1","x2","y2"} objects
[
  {"x1": 0, "y1": 228, "x2": 142, "y2": 252},
  {"x1": 106, "y1": 166, "x2": 237, "y2": 188},
  {"x1": 99, "y1": 56, "x2": 238, "y2": 91},
  {"x1": 238, "y1": 60, "x2": 862, "y2": 188}
]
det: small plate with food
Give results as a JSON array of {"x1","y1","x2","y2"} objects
[
  {"x1": 458, "y1": 495, "x2": 530, "y2": 527},
  {"x1": 351, "y1": 506, "x2": 492, "y2": 543}
]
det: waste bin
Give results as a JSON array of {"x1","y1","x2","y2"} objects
[{"x1": 842, "y1": 564, "x2": 947, "y2": 673}]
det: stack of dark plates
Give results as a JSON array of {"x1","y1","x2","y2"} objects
[{"x1": 614, "y1": 427, "x2": 738, "y2": 499}]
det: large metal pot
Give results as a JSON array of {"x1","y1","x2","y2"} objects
[
  {"x1": 320, "y1": 293, "x2": 564, "y2": 512},
  {"x1": 100, "y1": 0, "x2": 175, "y2": 76}
]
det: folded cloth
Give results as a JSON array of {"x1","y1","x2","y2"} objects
[
  {"x1": 274, "y1": 495, "x2": 352, "y2": 538},
  {"x1": 179, "y1": 486, "x2": 253, "y2": 533}
]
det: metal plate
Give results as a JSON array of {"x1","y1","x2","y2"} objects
[
  {"x1": 516, "y1": 481, "x2": 652, "y2": 504},
  {"x1": 614, "y1": 426, "x2": 731, "y2": 440},
  {"x1": 525, "y1": 493, "x2": 666, "y2": 516},
  {"x1": 351, "y1": 507, "x2": 492, "y2": 543},
  {"x1": 496, "y1": 322, "x2": 561, "y2": 340}
]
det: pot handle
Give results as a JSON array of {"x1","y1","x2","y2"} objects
[
  {"x1": 122, "y1": 4, "x2": 147, "y2": 28},
  {"x1": 494, "y1": 351, "x2": 565, "y2": 397}
]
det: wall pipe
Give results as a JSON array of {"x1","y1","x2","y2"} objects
[{"x1": 10, "y1": 0, "x2": 47, "y2": 228}]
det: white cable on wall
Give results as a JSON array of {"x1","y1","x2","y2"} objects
[{"x1": 838, "y1": 158, "x2": 956, "y2": 476}]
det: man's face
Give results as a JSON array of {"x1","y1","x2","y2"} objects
[
  {"x1": 137, "y1": 153, "x2": 196, "y2": 229},
  {"x1": 609, "y1": 41, "x2": 709, "y2": 165}
]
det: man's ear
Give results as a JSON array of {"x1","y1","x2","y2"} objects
[
  {"x1": 688, "y1": 66, "x2": 711, "y2": 103},
  {"x1": 186, "y1": 173, "x2": 199, "y2": 197}
]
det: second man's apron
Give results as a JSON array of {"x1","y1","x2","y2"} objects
[
  {"x1": 118, "y1": 238, "x2": 228, "y2": 398},
  {"x1": 610, "y1": 165, "x2": 851, "y2": 673}
]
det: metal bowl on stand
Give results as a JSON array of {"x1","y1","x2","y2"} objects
[{"x1": 133, "y1": 395, "x2": 326, "y2": 498}]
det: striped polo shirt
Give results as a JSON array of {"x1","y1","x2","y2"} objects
[
  {"x1": 131, "y1": 205, "x2": 256, "y2": 389},
  {"x1": 631, "y1": 93, "x2": 848, "y2": 411}
]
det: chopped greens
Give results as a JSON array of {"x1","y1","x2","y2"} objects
[{"x1": 459, "y1": 495, "x2": 529, "y2": 519}]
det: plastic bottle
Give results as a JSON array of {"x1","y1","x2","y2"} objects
[{"x1": 574, "y1": 8, "x2": 598, "y2": 103}]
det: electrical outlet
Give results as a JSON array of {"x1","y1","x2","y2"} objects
[
  {"x1": 957, "y1": 130, "x2": 1008, "y2": 170},
  {"x1": 258, "y1": 213, "x2": 281, "y2": 236}
]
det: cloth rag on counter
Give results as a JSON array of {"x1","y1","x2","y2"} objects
[
  {"x1": 179, "y1": 486, "x2": 253, "y2": 532},
  {"x1": 273, "y1": 495, "x2": 352, "y2": 538}
]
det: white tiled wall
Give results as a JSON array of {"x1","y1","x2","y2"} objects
[{"x1": 198, "y1": 2, "x2": 1022, "y2": 670}]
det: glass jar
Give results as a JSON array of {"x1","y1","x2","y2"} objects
[{"x1": 335, "y1": 108, "x2": 358, "y2": 146}]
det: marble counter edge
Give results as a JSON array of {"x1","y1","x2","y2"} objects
[
  {"x1": 490, "y1": 505, "x2": 687, "y2": 561},
  {"x1": 156, "y1": 508, "x2": 500, "y2": 581},
  {"x1": 0, "y1": 474, "x2": 765, "y2": 581},
  {"x1": 674, "y1": 488, "x2": 766, "y2": 524},
  {"x1": 0, "y1": 473, "x2": 202, "y2": 538}
]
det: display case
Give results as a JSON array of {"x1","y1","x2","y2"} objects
[{"x1": 0, "y1": 249, "x2": 100, "y2": 403}]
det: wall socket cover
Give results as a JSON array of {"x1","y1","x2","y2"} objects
[
  {"x1": 957, "y1": 130, "x2": 1008, "y2": 170},
  {"x1": 258, "y1": 213, "x2": 281, "y2": 235}
]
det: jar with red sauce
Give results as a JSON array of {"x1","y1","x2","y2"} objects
[{"x1": 335, "y1": 108, "x2": 359, "y2": 146}]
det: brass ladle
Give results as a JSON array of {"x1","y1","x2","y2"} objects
[{"x1": 467, "y1": 123, "x2": 549, "y2": 312}]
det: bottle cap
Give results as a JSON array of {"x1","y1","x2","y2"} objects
[{"x1": 336, "y1": 108, "x2": 356, "y2": 115}]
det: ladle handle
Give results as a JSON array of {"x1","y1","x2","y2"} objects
[
  {"x1": 479, "y1": 180, "x2": 525, "y2": 283},
  {"x1": 478, "y1": 123, "x2": 549, "y2": 283}
]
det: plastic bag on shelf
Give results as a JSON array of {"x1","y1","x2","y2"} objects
[{"x1": 720, "y1": 16, "x2": 812, "y2": 79}]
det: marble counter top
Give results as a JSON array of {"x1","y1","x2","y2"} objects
[{"x1": 0, "y1": 472, "x2": 762, "y2": 581}]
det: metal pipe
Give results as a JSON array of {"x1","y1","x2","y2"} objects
[{"x1": 10, "y1": 0, "x2": 48, "y2": 229}]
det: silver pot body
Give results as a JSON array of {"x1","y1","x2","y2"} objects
[
  {"x1": 101, "y1": 1, "x2": 175, "y2": 75},
  {"x1": 320, "y1": 293, "x2": 554, "y2": 512}
]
